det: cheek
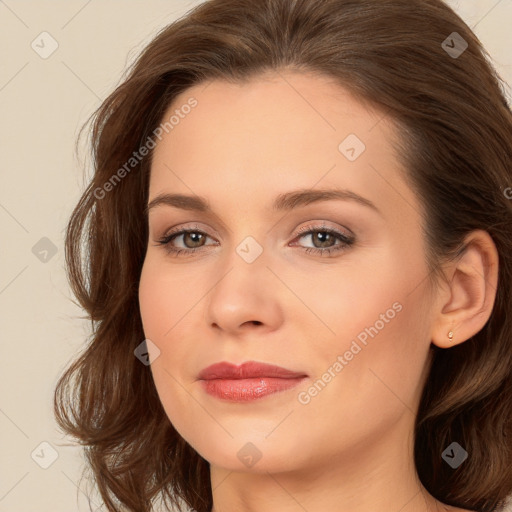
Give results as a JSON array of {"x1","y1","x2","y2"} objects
[
  {"x1": 138, "y1": 259, "x2": 198, "y2": 339},
  {"x1": 274, "y1": 252, "x2": 399, "y2": 354},
  {"x1": 304, "y1": 272, "x2": 432, "y2": 427},
  {"x1": 294, "y1": 244, "x2": 432, "y2": 398},
  {"x1": 138, "y1": 262, "x2": 198, "y2": 439},
  {"x1": 138, "y1": 257, "x2": 225, "y2": 403},
  {"x1": 139, "y1": 263, "x2": 166, "y2": 336},
  {"x1": 291, "y1": 289, "x2": 432, "y2": 466}
]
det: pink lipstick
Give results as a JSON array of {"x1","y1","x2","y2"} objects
[{"x1": 198, "y1": 361, "x2": 308, "y2": 402}]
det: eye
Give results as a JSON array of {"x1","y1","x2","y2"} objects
[
  {"x1": 291, "y1": 223, "x2": 355, "y2": 257},
  {"x1": 155, "y1": 223, "x2": 217, "y2": 257},
  {"x1": 154, "y1": 222, "x2": 355, "y2": 258}
]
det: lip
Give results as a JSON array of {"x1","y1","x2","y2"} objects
[
  {"x1": 198, "y1": 361, "x2": 308, "y2": 402},
  {"x1": 198, "y1": 361, "x2": 307, "y2": 380}
]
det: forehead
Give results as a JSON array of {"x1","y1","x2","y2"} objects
[{"x1": 148, "y1": 71, "x2": 421, "y2": 225}]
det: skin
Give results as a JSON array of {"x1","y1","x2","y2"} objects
[{"x1": 138, "y1": 70, "x2": 498, "y2": 512}]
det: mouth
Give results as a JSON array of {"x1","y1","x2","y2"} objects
[{"x1": 197, "y1": 361, "x2": 308, "y2": 402}]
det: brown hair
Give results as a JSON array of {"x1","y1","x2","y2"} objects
[{"x1": 53, "y1": 0, "x2": 512, "y2": 511}]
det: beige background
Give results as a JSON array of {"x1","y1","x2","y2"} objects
[{"x1": 1, "y1": 1, "x2": 511, "y2": 511}]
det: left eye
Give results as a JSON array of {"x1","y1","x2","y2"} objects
[
  {"x1": 155, "y1": 227, "x2": 217, "y2": 257},
  {"x1": 291, "y1": 226, "x2": 355, "y2": 256},
  {"x1": 155, "y1": 225, "x2": 355, "y2": 257}
]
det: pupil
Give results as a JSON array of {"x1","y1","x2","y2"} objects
[
  {"x1": 315, "y1": 232, "x2": 333, "y2": 248},
  {"x1": 186, "y1": 232, "x2": 204, "y2": 247}
]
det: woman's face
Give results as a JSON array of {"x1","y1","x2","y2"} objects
[{"x1": 138, "y1": 71, "x2": 437, "y2": 475}]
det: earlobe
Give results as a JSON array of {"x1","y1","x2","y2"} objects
[{"x1": 430, "y1": 230, "x2": 499, "y2": 349}]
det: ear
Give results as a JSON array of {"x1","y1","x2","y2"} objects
[{"x1": 430, "y1": 230, "x2": 499, "y2": 349}]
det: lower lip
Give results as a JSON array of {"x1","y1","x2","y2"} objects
[{"x1": 200, "y1": 377, "x2": 307, "y2": 402}]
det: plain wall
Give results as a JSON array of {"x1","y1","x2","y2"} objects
[{"x1": 1, "y1": 1, "x2": 511, "y2": 511}]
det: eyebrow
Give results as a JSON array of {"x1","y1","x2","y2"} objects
[{"x1": 146, "y1": 188, "x2": 381, "y2": 216}]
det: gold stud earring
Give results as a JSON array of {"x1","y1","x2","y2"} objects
[{"x1": 448, "y1": 330, "x2": 454, "y2": 342}]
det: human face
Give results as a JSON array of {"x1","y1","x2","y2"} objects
[{"x1": 138, "y1": 71, "x2": 435, "y2": 476}]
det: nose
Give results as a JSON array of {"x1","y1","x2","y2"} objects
[{"x1": 204, "y1": 253, "x2": 284, "y2": 337}]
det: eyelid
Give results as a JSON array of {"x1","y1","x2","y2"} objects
[
  {"x1": 289, "y1": 223, "x2": 355, "y2": 252},
  {"x1": 294, "y1": 222, "x2": 354, "y2": 239},
  {"x1": 156, "y1": 220, "x2": 353, "y2": 243},
  {"x1": 154, "y1": 221, "x2": 356, "y2": 262},
  {"x1": 159, "y1": 222, "x2": 218, "y2": 240}
]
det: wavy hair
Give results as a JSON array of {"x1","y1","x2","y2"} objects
[{"x1": 53, "y1": 0, "x2": 512, "y2": 511}]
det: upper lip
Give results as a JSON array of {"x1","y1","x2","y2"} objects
[{"x1": 198, "y1": 361, "x2": 308, "y2": 380}]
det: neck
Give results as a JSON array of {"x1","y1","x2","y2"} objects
[{"x1": 209, "y1": 412, "x2": 443, "y2": 512}]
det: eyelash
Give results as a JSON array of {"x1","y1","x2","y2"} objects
[{"x1": 155, "y1": 223, "x2": 355, "y2": 258}]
